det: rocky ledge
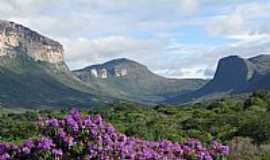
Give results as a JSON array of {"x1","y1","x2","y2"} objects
[{"x1": 0, "y1": 20, "x2": 64, "y2": 64}]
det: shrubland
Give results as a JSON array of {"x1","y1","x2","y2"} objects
[{"x1": 0, "y1": 90, "x2": 270, "y2": 159}]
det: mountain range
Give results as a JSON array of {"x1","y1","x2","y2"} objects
[{"x1": 0, "y1": 20, "x2": 270, "y2": 108}]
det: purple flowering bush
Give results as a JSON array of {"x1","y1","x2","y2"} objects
[{"x1": 0, "y1": 109, "x2": 229, "y2": 160}]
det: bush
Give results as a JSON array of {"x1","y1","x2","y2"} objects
[
  {"x1": 0, "y1": 109, "x2": 230, "y2": 160},
  {"x1": 238, "y1": 113, "x2": 270, "y2": 144}
]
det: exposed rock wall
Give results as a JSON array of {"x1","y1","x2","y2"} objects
[
  {"x1": 199, "y1": 56, "x2": 255, "y2": 93},
  {"x1": 0, "y1": 20, "x2": 64, "y2": 63},
  {"x1": 87, "y1": 68, "x2": 128, "y2": 79},
  {"x1": 114, "y1": 68, "x2": 128, "y2": 77},
  {"x1": 99, "y1": 68, "x2": 108, "y2": 79}
]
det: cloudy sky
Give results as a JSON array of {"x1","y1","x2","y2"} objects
[{"x1": 1, "y1": 0, "x2": 270, "y2": 79}]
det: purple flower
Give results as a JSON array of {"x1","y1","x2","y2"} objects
[
  {"x1": 95, "y1": 114, "x2": 103, "y2": 125},
  {"x1": 58, "y1": 128, "x2": 66, "y2": 138},
  {"x1": 37, "y1": 137, "x2": 53, "y2": 150},
  {"x1": 69, "y1": 108, "x2": 81, "y2": 120},
  {"x1": 46, "y1": 118, "x2": 59, "y2": 127},
  {"x1": 83, "y1": 116, "x2": 92, "y2": 127},
  {"x1": 52, "y1": 148, "x2": 63, "y2": 157},
  {"x1": 64, "y1": 115, "x2": 79, "y2": 132},
  {"x1": 23, "y1": 139, "x2": 34, "y2": 148},
  {"x1": 0, "y1": 153, "x2": 10, "y2": 160},
  {"x1": 22, "y1": 147, "x2": 31, "y2": 154},
  {"x1": 220, "y1": 145, "x2": 230, "y2": 155},
  {"x1": 0, "y1": 143, "x2": 8, "y2": 154},
  {"x1": 0, "y1": 109, "x2": 230, "y2": 159}
]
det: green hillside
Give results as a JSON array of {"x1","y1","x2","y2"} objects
[
  {"x1": 74, "y1": 58, "x2": 207, "y2": 104},
  {"x1": 0, "y1": 54, "x2": 112, "y2": 108}
]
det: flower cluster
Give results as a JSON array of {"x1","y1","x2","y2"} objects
[{"x1": 0, "y1": 109, "x2": 230, "y2": 160}]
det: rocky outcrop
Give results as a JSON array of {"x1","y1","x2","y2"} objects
[
  {"x1": 75, "y1": 59, "x2": 134, "y2": 79},
  {"x1": 99, "y1": 68, "x2": 108, "y2": 79},
  {"x1": 90, "y1": 69, "x2": 98, "y2": 78},
  {"x1": 167, "y1": 54, "x2": 270, "y2": 104},
  {"x1": 202, "y1": 55, "x2": 256, "y2": 92},
  {"x1": 114, "y1": 68, "x2": 128, "y2": 77},
  {"x1": 0, "y1": 20, "x2": 64, "y2": 64},
  {"x1": 80, "y1": 67, "x2": 127, "y2": 79}
]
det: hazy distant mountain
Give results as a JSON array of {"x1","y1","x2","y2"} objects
[
  {"x1": 168, "y1": 54, "x2": 270, "y2": 104},
  {"x1": 73, "y1": 58, "x2": 207, "y2": 104}
]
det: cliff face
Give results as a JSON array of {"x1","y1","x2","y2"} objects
[
  {"x1": 167, "y1": 54, "x2": 270, "y2": 104},
  {"x1": 0, "y1": 20, "x2": 64, "y2": 64},
  {"x1": 203, "y1": 55, "x2": 270, "y2": 93},
  {"x1": 202, "y1": 56, "x2": 256, "y2": 93},
  {"x1": 74, "y1": 59, "x2": 133, "y2": 79},
  {"x1": 0, "y1": 20, "x2": 111, "y2": 107}
]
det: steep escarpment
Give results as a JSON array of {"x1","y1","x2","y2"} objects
[
  {"x1": 0, "y1": 20, "x2": 64, "y2": 64},
  {"x1": 199, "y1": 55, "x2": 256, "y2": 93},
  {"x1": 74, "y1": 58, "x2": 139, "y2": 79},
  {"x1": 0, "y1": 20, "x2": 113, "y2": 107},
  {"x1": 246, "y1": 54, "x2": 270, "y2": 91}
]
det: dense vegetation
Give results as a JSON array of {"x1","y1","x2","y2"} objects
[
  {"x1": 0, "y1": 109, "x2": 229, "y2": 159},
  {"x1": 1, "y1": 90, "x2": 270, "y2": 159}
]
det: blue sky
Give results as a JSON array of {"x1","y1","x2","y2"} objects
[{"x1": 1, "y1": 0, "x2": 270, "y2": 78}]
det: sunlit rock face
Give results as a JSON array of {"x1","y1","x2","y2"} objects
[
  {"x1": 99, "y1": 68, "x2": 108, "y2": 79},
  {"x1": 0, "y1": 20, "x2": 64, "y2": 64},
  {"x1": 114, "y1": 68, "x2": 128, "y2": 77},
  {"x1": 90, "y1": 68, "x2": 128, "y2": 79},
  {"x1": 91, "y1": 69, "x2": 98, "y2": 78},
  {"x1": 81, "y1": 66, "x2": 128, "y2": 79}
]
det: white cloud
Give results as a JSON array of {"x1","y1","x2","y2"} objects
[
  {"x1": 179, "y1": 0, "x2": 200, "y2": 15},
  {"x1": 0, "y1": 0, "x2": 47, "y2": 18},
  {"x1": 156, "y1": 66, "x2": 209, "y2": 79},
  {"x1": 207, "y1": 14, "x2": 246, "y2": 37},
  {"x1": 206, "y1": 2, "x2": 270, "y2": 39},
  {"x1": 59, "y1": 36, "x2": 165, "y2": 70}
]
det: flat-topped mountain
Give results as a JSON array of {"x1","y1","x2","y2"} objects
[
  {"x1": 0, "y1": 20, "x2": 114, "y2": 108},
  {"x1": 202, "y1": 54, "x2": 270, "y2": 93},
  {"x1": 0, "y1": 20, "x2": 64, "y2": 64},
  {"x1": 73, "y1": 58, "x2": 207, "y2": 104},
  {"x1": 199, "y1": 55, "x2": 255, "y2": 93},
  {"x1": 168, "y1": 54, "x2": 270, "y2": 103}
]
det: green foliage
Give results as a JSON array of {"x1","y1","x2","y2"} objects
[
  {"x1": 0, "y1": 111, "x2": 39, "y2": 144},
  {"x1": 1, "y1": 90, "x2": 270, "y2": 159},
  {"x1": 239, "y1": 113, "x2": 270, "y2": 144}
]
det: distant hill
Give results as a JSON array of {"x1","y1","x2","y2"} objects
[
  {"x1": 73, "y1": 58, "x2": 207, "y2": 104},
  {"x1": 167, "y1": 54, "x2": 270, "y2": 104}
]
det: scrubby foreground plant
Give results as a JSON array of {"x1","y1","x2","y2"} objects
[{"x1": 0, "y1": 109, "x2": 229, "y2": 160}]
